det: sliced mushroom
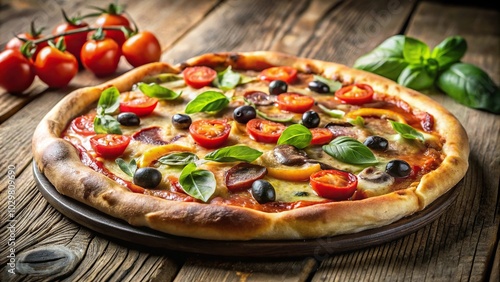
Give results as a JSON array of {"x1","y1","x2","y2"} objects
[
  {"x1": 225, "y1": 163, "x2": 267, "y2": 191},
  {"x1": 273, "y1": 145, "x2": 308, "y2": 166},
  {"x1": 325, "y1": 122, "x2": 357, "y2": 138},
  {"x1": 357, "y1": 167, "x2": 395, "y2": 197}
]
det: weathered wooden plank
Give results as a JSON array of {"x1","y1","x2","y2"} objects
[
  {"x1": 312, "y1": 2, "x2": 500, "y2": 282},
  {"x1": 174, "y1": 257, "x2": 317, "y2": 282}
]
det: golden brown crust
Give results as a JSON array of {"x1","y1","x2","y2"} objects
[{"x1": 32, "y1": 52, "x2": 469, "y2": 240}]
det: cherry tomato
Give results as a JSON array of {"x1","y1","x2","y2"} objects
[
  {"x1": 0, "y1": 49, "x2": 35, "y2": 93},
  {"x1": 70, "y1": 114, "x2": 96, "y2": 135},
  {"x1": 310, "y1": 169, "x2": 358, "y2": 200},
  {"x1": 276, "y1": 93, "x2": 315, "y2": 113},
  {"x1": 183, "y1": 66, "x2": 217, "y2": 88},
  {"x1": 53, "y1": 19, "x2": 89, "y2": 64},
  {"x1": 34, "y1": 46, "x2": 78, "y2": 88},
  {"x1": 95, "y1": 12, "x2": 131, "y2": 47},
  {"x1": 81, "y1": 38, "x2": 121, "y2": 77},
  {"x1": 335, "y1": 84, "x2": 374, "y2": 105},
  {"x1": 189, "y1": 119, "x2": 231, "y2": 149},
  {"x1": 90, "y1": 134, "x2": 131, "y2": 158},
  {"x1": 119, "y1": 91, "x2": 158, "y2": 116},
  {"x1": 5, "y1": 33, "x2": 48, "y2": 60},
  {"x1": 259, "y1": 66, "x2": 298, "y2": 84},
  {"x1": 309, "y1": 128, "x2": 334, "y2": 145},
  {"x1": 246, "y1": 119, "x2": 286, "y2": 143},
  {"x1": 122, "y1": 31, "x2": 162, "y2": 67}
]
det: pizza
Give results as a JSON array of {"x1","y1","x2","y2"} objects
[{"x1": 32, "y1": 51, "x2": 469, "y2": 240}]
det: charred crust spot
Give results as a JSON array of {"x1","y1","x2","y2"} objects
[
  {"x1": 41, "y1": 140, "x2": 73, "y2": 168},
  {"x1": 80, "y1": 175, "x2": 106, "y2": 200},
  {"x1": 229, "y1": 53, "x2": 240, "y2": 63}
]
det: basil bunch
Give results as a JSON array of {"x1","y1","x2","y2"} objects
[{"x1": 354, "y1": 35, "x2": 499, "y2": 114}]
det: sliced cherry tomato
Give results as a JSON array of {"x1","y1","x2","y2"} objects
[
  {"x1": 81, "y1": 37, "x2": 121, "y2": 77},
  {"x1": 259, "y1": 66, "x2": 297, "y2": 84},
  {"x1": 119, "y1": 91, "x2": 159, "y2": 117},
  {"x1": 246, "y1": 119, "x2": 286, "y2": 143},
  {"x1": 122, "y1": 31, "x2": 162, "y2": 67},
  {"x1": 309, "y1": 128, "x2": 334, "y2": 145},
  {"x1": 189, "y1": 119, "x2": 231, "y2": 149},
  {"x1": 71, "y1": 114, "x2": 96, "y2": 135},
  {"x1": 0, "y1": 49, "x2": 35, "y2": 93},
  {"x1": 335, "y1": 84, "x2": 374, "y2": 105},
  {"x1": 276, "y1": 93, "x2": 315, "y2": 113},
  {"x1": 34, "y1": 45, "x2": 78, "y2": 88},
  {"x1": 53, "y1": 15, "x2": 89, "y2": 65},
  {"x1": 310, "y1": 169, "x2": 358, "y2": 200},
  {"x1": 183, "y1": 66, "x2": 217, "y2": 88},
  {"x1": 94, "y1": 4, "x2": 131, "y2": 47},
  {"x1": 90, "y1": 134, "x2": 131, "y2": 158}
]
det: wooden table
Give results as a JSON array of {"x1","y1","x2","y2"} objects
[{"x1": 1, "y1": 0, "x2": 498, "y2": 281}]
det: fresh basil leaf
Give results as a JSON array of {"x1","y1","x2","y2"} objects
[
  {"x1": 348, "y1": 116, "x2": 365, "y2": 127},
  {"x1": 403, "y1": 37, "x2": 431, "y2": 65},
  {"x1": 213, "y1": 66, "x2": 241, "y2": 91},
  {"x1": 277, "y1": 124, "x2": 312, "y2": 149},
  {"x1": 313, "y1": 75, "x2": 342, "y2": 92},
  {"x1": 93, "y1": 115, "x2": 122, "y2": 134},
  {"x1": 137, "y1": 82, "x2": 182, "y2": 100},
  {"x1": 322, "y1": 136, "x2": 378, "y2": 165},
  {"x1": 317, "y1": 103, "x2": 345, "y2": 118},
  {"x1": 436, "y1": 63, "x2": 500, "y2": 114},
  {"x1": 397, "y1": 64, "x2": 436, "y2": 91},
  {"x1": 115, "y1": 158, "x2": 137, "y2": 177},
  {"x1": 185, "y1": 91, "x2": 230, "y2": 114},
  {"x1": 204, "y1": 145, "x2": 262, "y2": 163},
  {"x1": 179, "y1": 163, "x2": 216, "y2": 202},
  {"x1": 390, "y1": 121, "x2": 425, "y2": 141},
  {"x1": 353, "y1": 35, "x2": 408, "y2": 81},
  {"x1": 158, "y1": 152, "x2": 199, "y2": 166},
  {"x1": 97, "y1": 87, "x2": 120, "y2": 115},
  {"x1": 141, "y1": 73, "x2": 183, "y2": 84},
  {"x1": 256, "y1": 109, "x2": 294, "y2": 122},
  {"x1": 431, "y1": 36, "x2": 467, "y2": 69}
]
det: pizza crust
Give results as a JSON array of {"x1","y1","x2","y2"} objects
[{"x1": 32, "y1": 52, "x2": 469, "y2": 240}]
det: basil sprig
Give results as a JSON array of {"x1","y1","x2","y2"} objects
[
  {"x1": 390, "y1": 121, "x2": 425, "y2": 141},
  {"x1": 353, "y1": 35, "x2": 499, "y2": 113},
  {"x1": 137, "y1": 82, "x2": 182, "y2": 100},
  {"x1": 158, "y1": 152, "x2": 199, "y2": 166},
  {"x1": 94, "y1": 87, "x2": 122, "y2": 134},
  {"x1": 204, "y1": 145, "x2": 262, "y2": 163},
  {"x1": 179, "y1": 163, "x2": 216, "y2": 202},
  {"x1": 185, "y1": 91, "x2": 229, "y2": 114},
  {"x1": 277, "y1": 124, "x2": 312, "y2": 149},
  {"x1": 115, "y1": 158, "x2": 137, "y2": 177},
  {"x1": 213, "y1": 66, "x2": 241, "y2": 91},
  {"x1": 313, "y1": 75, "x2": 342, "y2": 92},
  {"x1": 322, "y1": 136, "x2": 378, "y2": 165}
]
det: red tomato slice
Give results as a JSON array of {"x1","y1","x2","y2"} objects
[
  {"x1": 309, "y1": 128, "x2": 334, "y2": 145},
  {"x1": 335, "y1": 84, "x2": 374, "y2": 105},
  {"x1": 183, "y1": 66, "x2": 217, "y2": 88},
  {"x1": 310, "y1": 170, "x2": 358, "y2": 200},
  {"x1": 259, "y1": 66, "x2": 298, "y2": 84},
  {"x1": 90, "y1": 134, "x2": 131, "y2": 158},
  {"x1": 189, "y1": 119, "x2": 231, "y2": 149},
  {"x1": 276, "y1": 93, "x2": 315, "y2": 113},
  {"x1": 246, "y1": 119, "x2": 286, "y2": 143},
  {"x1": 71, "y1": 114, "x2": 96, "y2": 135},
  {"x1": 119, "y1": 91, "x2": 158, "y2": 117}
]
